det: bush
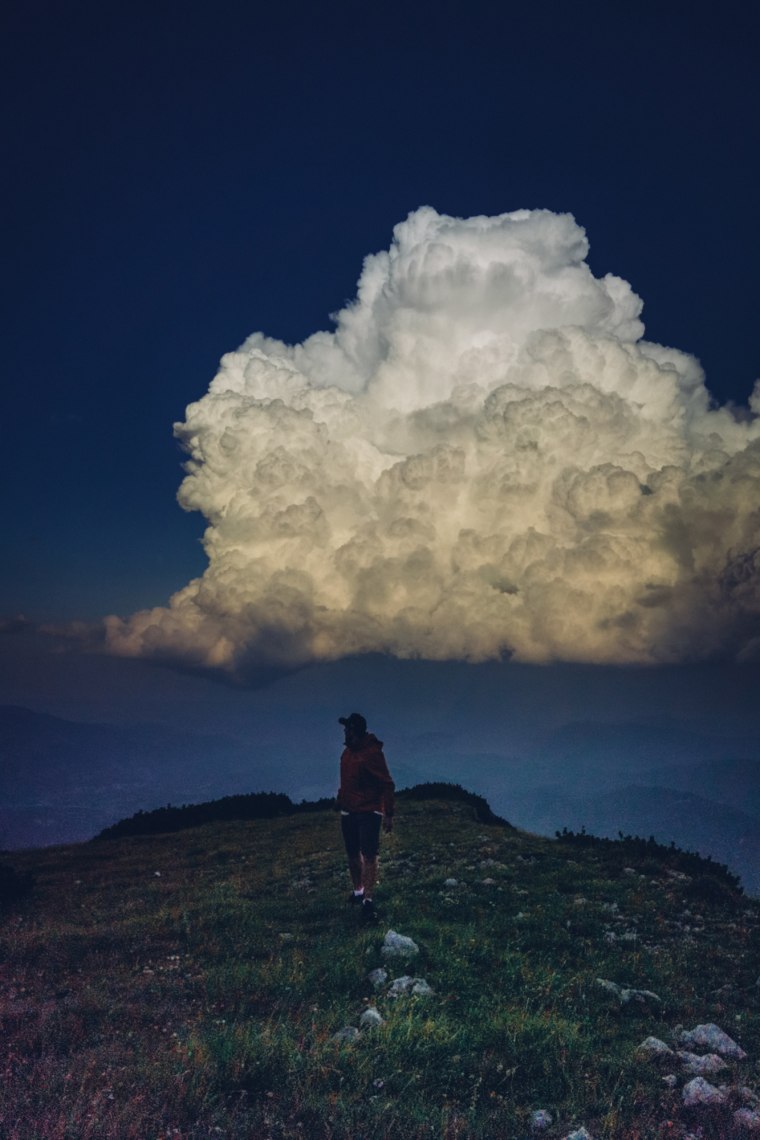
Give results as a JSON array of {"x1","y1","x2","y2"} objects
[
  {"x1": 0, "y1": 861, "x2": 34, "y2": 908},
  {"x1": 397, "y1": 782, "x2": 514, "y2": 828},
  {"x1": 94, "y1": 784, "x2": 509, "y2": 840},
  {"x1": 683, "y1": 873, "x2": 742, "y2": 907},
  {"x1": 554, "y1": 827, "x2": 742, "y2": 893},
  {"x1": 93, "y1": 792, "x2": 296, "y2": 840}
]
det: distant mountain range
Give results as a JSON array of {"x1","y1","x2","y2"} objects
[{"x1": 0, "y1": 706, "x2": 278, "y2": 848}]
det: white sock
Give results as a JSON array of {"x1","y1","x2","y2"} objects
[{"x1": 353, "y1": 887, "x2": 364, "y2": 897}]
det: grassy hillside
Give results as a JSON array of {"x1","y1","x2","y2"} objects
[{"x1": 1, "y1": 793, "x2": 759, "y2": 1139}]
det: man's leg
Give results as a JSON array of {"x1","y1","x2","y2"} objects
[
  {"x1": 341, "y1": 814, "x2": 364, "y2": 896},
  {"x1": 341, "y1": 816, "x2": 364, "y2": 902},
  {"x1": 358, "y1": 814, "x2": 383, "y2": 920},
  {"x1": 362, "y1": 855, "x2": 378, "y2": 897},
  {"x1": 348, "y1": 855, "x2": 363, "y2": 891}
]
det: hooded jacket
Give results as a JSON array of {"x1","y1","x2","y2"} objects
[{"x1": 337, "y1": 733, "x2": 395, "y2": 817}]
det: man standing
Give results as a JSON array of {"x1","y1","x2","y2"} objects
[{"x1": 337, "y1": 712, "x2": 395, "y2": 923}]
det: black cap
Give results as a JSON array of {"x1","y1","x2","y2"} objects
[{"x1": 338, "y1": 712, "x2": 367, "y2": 734}]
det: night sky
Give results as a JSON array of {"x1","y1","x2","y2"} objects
[
  {"x1": 4, "y1": 0, "x2": 759, "y2": 624},
  {"x1": 2, "y1": 0, "x2": 760, "y2": 801}
]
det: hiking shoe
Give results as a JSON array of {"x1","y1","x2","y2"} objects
[{"x1": 361, "y1": 898, "x2": 379, "y2": 923}]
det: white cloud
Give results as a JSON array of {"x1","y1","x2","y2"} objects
[{"x1": 105, "y1": 207, "x2": 760, "y2": 673}]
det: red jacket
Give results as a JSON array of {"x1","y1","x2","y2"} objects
[{"x1": 337, "y1": 733, "x2": 395, "y2": 817}]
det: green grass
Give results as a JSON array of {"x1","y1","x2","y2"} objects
[{"x1": 1, "y1": 796, "x2": 759, "y2": 1138}]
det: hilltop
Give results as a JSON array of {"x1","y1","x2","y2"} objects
[{"x1": 1, "y1": 788, "x2": 759, "y2": 1139}]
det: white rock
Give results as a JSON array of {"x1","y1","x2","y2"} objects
[
  {"x1": 677, "y1": 1051, "x2": 729, "y2": 1076},
  {"x1": 444, "y1": 878, "x2": 458, "y2": 887},
  {"x1": 734, "y1": 1108, "x2": 760, "y2": 1131},
  {"x1": 662, "y1": 1074, "x2": 678, "y2": 1088},
  {"x1": 595, "y1": 979, "x2": 661, "y2": 1007},
  {"x1": 530, "y1": 1108, "x2": 553, "y2": 1131},
  {"x1": 680, "y1": 1023, "x2": 747, "y2": 1059},
  {"x1": 682, "y1": 1077, "x2": 727, "y2": 1106},
  {"x1": 596, "y1": 978, "x2": 622, "y2": 999},
  {"x1": 367, "y1": 968, "x2": 388, "y2": 989},
  {"x1": 332, "y1": 1026, "x2": 360, "y2": 1044},
  {"x1": 620, "y1": 986, "x2": 661, "y2": 1007},
  {"x1": 388, "y1": 975, "x2": 434, "y2": 998},
  {"x1": 637, "y1": 1037, "x2": 674, "y2": 1056},
  {"x1": 360, "y1": 1008, "x2": 384, "y2": 1030},
  {"x1": 562, "y1": 1129, "x2": 594, "y2": 1140},
  {"x1": 381, "y1": 930, "x2": 420, "y2": 960}
]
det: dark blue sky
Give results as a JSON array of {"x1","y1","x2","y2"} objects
[{"x1": 3, "y1": 0, "x2": 759, "y2": 624}]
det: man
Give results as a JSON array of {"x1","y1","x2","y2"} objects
[{"x1": 336, "y1": 712, "x2": 395, "y2": 923}]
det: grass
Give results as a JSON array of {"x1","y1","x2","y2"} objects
[{"x1": 1, "y1": 795, "x2": 759, "y2": 1138}]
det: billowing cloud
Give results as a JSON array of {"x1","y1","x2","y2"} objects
[{"x1": 105, "y1": 207, "x2": 760, "y2": 673}]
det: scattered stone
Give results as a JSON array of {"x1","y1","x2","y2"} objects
[
  {"x1": 530, "y1": 1108, "x2": 553, "y2": 1131},
  {"x1": 677, "y1": 1051, "x2": 730, "y2": 1077},
  {"x1": 444, "y1": 878, "x2": 458, "y2": 888},
  {"x1": 682, "y1": 1077, "x2": 727, "y2": 1107},
  {"x1": 595, "y1": 978, "x2": 661, "y2": 1007},
  {"x1": 734, "y1": 1108, "x2": 760, "y2": 1131},
  {"x1": 481, "y1": 878, "x2": 497, "y2": 886},
  {"x1": 367, "y1": 967, "x2": 388, "y2": 990},
  {"x1": 360, "y1": 1008, "x2": 384, "y2": 1030},
  {"x1": 562, "y1": 1128, "x2": 594, "y2": 1140},
  {"x1": 637, "y1": 1036, "x2": 674, "y2": 1057},
  {"x1": 388, "y1": 975, "x2": 434, "y2": 998},
  {"x1": 332, "y1": 1027, "x2": 360, "y2": 1044},
  {"x1": 381, "y1": 930, "x2": 420, "y2": 960},
  {"x1": 662, "y1": 1074, "x2": 678, "y2": 1088},
  {"x1": 679, "y1": 1023, "x2": 747, "y2": 1059}
]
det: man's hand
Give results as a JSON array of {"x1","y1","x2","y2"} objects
[{"x1": 383, "y1": 816, "x2": 394, "y2": 834}]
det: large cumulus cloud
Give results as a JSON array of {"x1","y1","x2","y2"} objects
[{"x1": 105, "y1": 207, "x2": 760, "y2": 673}]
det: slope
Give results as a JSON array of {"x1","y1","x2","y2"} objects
[{"x1": 1, "y1": 791, "x2": 759, "y2": 1139}]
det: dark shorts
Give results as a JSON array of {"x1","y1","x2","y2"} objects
[{"x1": 341, "y1": 811, "x2": 382, "y2": 859}]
